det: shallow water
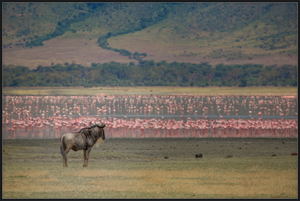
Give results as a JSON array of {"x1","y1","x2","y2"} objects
[{"x1": 2, "y1": 95, "x2": 298, "y2": 139}]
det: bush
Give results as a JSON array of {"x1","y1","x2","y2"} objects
[
  {"x1": 290, "y1": 80, "x2": 297, "y2": 86},
  {"x1": 280, "y1": 83, "x2": 286, "y2": 86},
  {"x1": 239, "y1": 78, "x2": 247, "y2": 87},
  {"x1": 53, "y1": 83, "x2": 62, "y2": 87},
  {"x1": 84, "y1": 83, "x2": 94, "y2": 88}
]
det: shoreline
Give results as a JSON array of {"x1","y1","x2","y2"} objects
[{"x1": 2, "y1": 86, "x2": 297, "y2": 96}]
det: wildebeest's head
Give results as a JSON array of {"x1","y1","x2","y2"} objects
[
  {"x1": 96, "y1": 123, "x2": 105, "y2": 128},
  {"x1": 96, "y1": 123, "x2": 105, "y2": 140},
  {"x1": 94, "y1": 123, "x2": 105, "y2": 146}
]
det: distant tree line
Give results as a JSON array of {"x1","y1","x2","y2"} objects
[{"x1": 2, "y1": 61, "x2": 297, "y2": 87}]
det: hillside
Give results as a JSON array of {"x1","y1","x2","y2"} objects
[{"x1": 2, "y1": 3, "x2": 298, "y2": 68}]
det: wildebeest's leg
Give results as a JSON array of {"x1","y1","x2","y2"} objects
[
  {"x1": 83, "y1": 150, "x2": 87, "y2": 167},
  {"x1": 63, "y1": 148, "x2": 71, "y2": 167},
  {"x1": 85, "y1": 147, "x2": 92, "y2": 167},
  {"x1": 60, "y1": 136, "x2": 70, "y2": 167}
]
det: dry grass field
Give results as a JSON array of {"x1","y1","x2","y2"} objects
[
  {"x1": 2, "y1": 86, "x2": 297, "y2": 96},
  {"x1": 2, "y1": 38, "x2": 136, "y2": 69},
  {"x1": 2, "y1": 30, "x2": 297, "y2": 69},
  {"x1": 107, "y1": 28, "x2": 297, "y2": 67},
  {"x1": 2, "y1": 138, "x2": 298, "y2": 198}
]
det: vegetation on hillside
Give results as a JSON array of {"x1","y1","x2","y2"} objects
[
  {"x1": 2, "y1": 3, "x2": 297, "y2": 61},
  {"x1": 3, "y1": 61, "x2": 297, "y2": 87}
]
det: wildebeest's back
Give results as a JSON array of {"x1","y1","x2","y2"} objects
[{"x1": 63, "y1": 133, "x2": 87, "y2": 151}]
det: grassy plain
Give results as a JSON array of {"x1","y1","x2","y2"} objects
[
  {"x1": 107, "y1": 25, "x2": 297, "y2": 67},
  {"x1": 2, "y1": 138, "x2": 298, "y2": 199},
  {"x1": 2, "y1": 38, "x2": 136, "y2": 69},
  {"x1": 3, "y1": 34, "x2": 297, "y2": 69},
  {"x1": 2, "y1": 86, "x2": 297, "y2": 96},
  {"x1": 2, "y1": 24, "x2": 297, "y2": 69}
]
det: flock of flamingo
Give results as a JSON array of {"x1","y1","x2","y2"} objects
[{"x1": 2, "y1": 94, "x2": 298, "y2": 139}]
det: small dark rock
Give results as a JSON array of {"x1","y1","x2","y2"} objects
[
  {"x1": 164, "y1": 156, "x2": 168, "y2": 159},
  {"x1": 291, "y1": 153, "x2": 297, "y2": 156},
  {"x1": 282, "y1": 142, "x2": 285, "y2": 144},
  {"x1": 272, "y1": 154, "x2": 276, "y2": 157},
  {"x1": 195, "y1": 154, "x2": 202, "y2": 158},
  {"x1": 226, "y1": 155, "x2": 233, "y2": 158}
]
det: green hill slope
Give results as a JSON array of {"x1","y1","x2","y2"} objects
[
  {"x1": 106, "y1": 3, "x2": 297, "y2": 63},
  {"x1": 2, "y1": 2, "x2": 297, "y2": 67}
]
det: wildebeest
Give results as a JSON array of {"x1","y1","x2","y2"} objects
[{"x1": 60, "y1": 123, "x2": 105, "y2": 167}]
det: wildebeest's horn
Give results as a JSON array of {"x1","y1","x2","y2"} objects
[{"x1": 97, "y1": 123, "x2": 105, "y2": 128}]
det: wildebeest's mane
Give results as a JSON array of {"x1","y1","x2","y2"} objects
[
  {"x1": 78, "y1": 123, "x2": 104, "y2": 133},
  {"x1": 78, "y1": 124, "x2": 105, "y2": 141},
  {"x1": 78, "y1": 124, "x2": 98, "y2": 133}
]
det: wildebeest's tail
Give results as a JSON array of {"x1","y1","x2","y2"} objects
[{"x1": 60, "y1": 135, "x2": 67, "y2": 160}]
